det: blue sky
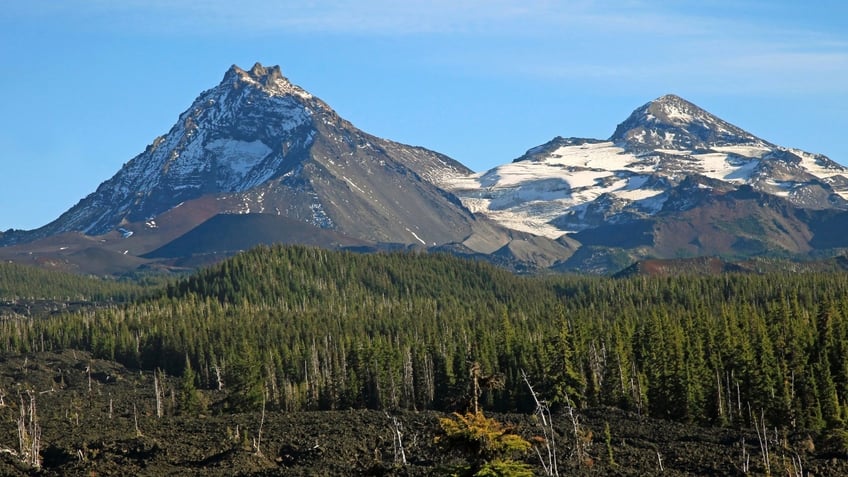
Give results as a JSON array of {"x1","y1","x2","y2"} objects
[{"x1": 1, "y1": 1, "x2": 846, "y2": 230}]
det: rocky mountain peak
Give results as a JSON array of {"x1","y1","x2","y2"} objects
[
  {"x1": 610, "y1": 94, "x2": 769, "y2": 151},
  {"x1": 1, "y1": 62, "x2": 493, "y2": 257},
  {"x1": 223, "y1": 62, "x2": 312, "y2": 100}
]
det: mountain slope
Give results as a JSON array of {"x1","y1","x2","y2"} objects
[
  {"x1": 1, "y1": 63, "x2": 576, "y2": 273},
  {"x1": 142, "y1": 213, "x2": 369, "y2": 259},
  {"x1": 445, "y1": 94, "x2": 848, "y2": 264},
  {"x1": 7, "y1": 63, "x2": 480, "y2": 248}
]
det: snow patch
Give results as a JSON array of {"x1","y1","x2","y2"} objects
[
  {"x1": 614, "y1": 187, "x2": 664, "y2": 201},
  {"x1": 342, "y1": 176, "x2": 366, "y2": 194},
  {"x1": 692, "y1": 152, "x2": 759, "y2": 183},
  {"x1": 205, "y1": 138, "x2": 272, "y2": 176},
  {"x1": 206, "y1": 139, "x2": 271, "y2": 172},
  {"x1": 712, "y1": 146, "x2": 771, "y2": 159},
  {"x1": 662, "y1": 104, "x2": 694, "y2": 124},
  {"x1": 636, "y1": 194, "x2": 668, "y2": 214},
  {"x1": 405, "y1": 228, "x2": 427, "y2": 245}
]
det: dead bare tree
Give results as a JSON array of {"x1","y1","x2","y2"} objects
[
  {"x1": 521, "y1": 370, "x2": 558, "y2": 476},
  {"x1": 789, "y1": 451, "x2": 803, "y2": 477},
  {"x1": 586, "y1": 341, "x2": 605, "y2": 394},
  {"x1": 631, "y1": 362, "x2": 643, "y2": 416},
  {"x1": 17, "y1": 390, "x2": 41, "y2": 469},
  {"x1": 402, "y1": 347, "x2": 415, "y2": 409},
  {"x1": 735, "y1": 378, "x2": 742, "y2": 420},
  {"x1": 213, "y1": 362, "x2": 225, "y2": 391},
  {"x1": 565, "y1": 399, "x2": 591, "y2": 466},
  {"x1": 716, "y1": 369, "x2": 724, "y2": 422},
  {"x1": 749, "y1": 403, "x2": 770, "y2": 475},
  {"x1": 385, "y1": 412, "x2": 407, "y2": 466},
  {"x1": 133, "y1": 403, "x2": 142, "y2": 437},
  {"x1": 469, "y1": 361, "x2": 504, "y2": 415},
  {"x1": 265, "y1": 357, "x2": 280, "y2": 406},
  {"x1": 154, "y1": 369, "x2": 163, "y2": 418},
  {"x1": 739, "y1": 437, "x2": 750, "y2": 474},
  {"x1": 253, "y1": 391, "x2": 266, "y2": 457}
]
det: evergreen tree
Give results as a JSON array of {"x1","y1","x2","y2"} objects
[
  {"x1": 225, "y1": 346, "x2": 264, "y2": 412},
  {"x1": 542, "y1": 315, "x2": 585, "y2": 408},
  {"x1": 179, "y1": 356, "x2": 204, "y2": 415}
]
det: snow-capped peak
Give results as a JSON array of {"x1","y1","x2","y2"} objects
[
  {"x1": 445, "y1": 94, "x2": 848, "y2": 239},
  {"x1": 610, "y1": 94, "x2": 770, "y2": 151}
]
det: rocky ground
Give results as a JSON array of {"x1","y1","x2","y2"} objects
[{"x1": 0, "y1": 350, "x2": 844, "y2": 476}]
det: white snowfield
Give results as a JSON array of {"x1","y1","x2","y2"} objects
[{"x1": 444, "y1": 141, "x2": 848, "y2": 239}]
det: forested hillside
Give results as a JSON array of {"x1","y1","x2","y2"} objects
[
  {"x1": 3, "y1": 245, "x2": 848, "y2": 452},
  {"x1": 0, "y1": 262, "x2": 146, "y2": 302}
]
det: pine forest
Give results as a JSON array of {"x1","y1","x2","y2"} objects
[{"x1": 2, "y1": 245, "x2": 848, "y2": 474}]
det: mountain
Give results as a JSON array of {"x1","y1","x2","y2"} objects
[
  {"x1": 445, "y1": 94, "x2": 848, "y2": 269},
  {"x1": 8, "y1": 63, "x2": 473, "y2": 244},
  {"x1": 2, "y1": 68, "x2": 846, "y2": 275},
  {"x1": 0, "y1": 63, "x2": 575, "y2": 273},
  {"x1": 609, "y1": 94, "x2": 769, "y2": 151}
]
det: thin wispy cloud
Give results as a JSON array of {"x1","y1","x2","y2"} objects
[
  {"x1": 6, "y1": 1, "x2": 847, "y2": 95},
  {"x1": 12, "y1": 1, "x2": 843, "y2": 45},
  {"x1": 15, "y1": 0, "x2": 561, "y2": 35},
  {"x1": 108, "y1": 2, "x2": 843, "y2": 90},
  {"x1": 0, "y1": 1, "x2": 760, "y2": 36}
]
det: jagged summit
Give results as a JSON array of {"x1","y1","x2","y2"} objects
[
  {"x1": 223, "y1": 62, "x2": 312, "y2": 99},
  {"x1": 610, "y1": 94, "x2": 769, "y2": 151}
]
